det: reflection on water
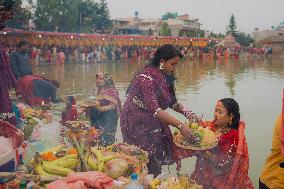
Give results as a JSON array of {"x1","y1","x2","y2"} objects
[{"x1": 34, "y1": 56, "x2": 284, "y2": 187}]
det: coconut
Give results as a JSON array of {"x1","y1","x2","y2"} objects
[{"x1": 102, "y1": 158, "x2": 129, "y2": 179}]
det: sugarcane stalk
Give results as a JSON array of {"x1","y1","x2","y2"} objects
[
  {"x1": 0, "y1": 172, "x2": 61, "y2": 182},
  {"x1": 71, "y1": 135, "x2": 89, "y2": 171}
]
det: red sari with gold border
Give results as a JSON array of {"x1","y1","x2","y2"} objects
[{"x1": 174, "y1": 121, "x2": 254, "y2": 189}]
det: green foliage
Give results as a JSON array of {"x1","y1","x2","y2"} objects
[
  {"x1": 95, "y1": 0, "x2": 112, "y2": 33},
  {"x1": 199, "y1": 30, "x2": 205, "y2": 37},
  {"x1": 235, "y1": 32, "x2": 254, "y2": 47},
  {"x1": 227, "y1": 14, "x2": 238, "y2": 37},
  {"x1": 147, "y1": 28, "x2": 153, "y2": 36},
  {"x1": 33, "y1": 0, "x2": 112, "y2": 33},
  {"x1": 178, "y1": 30, "x2": 186, "y2": 37},
  {"x1": 162, "y1": 12, "x2": 178, "y2": 20},
  {"x1": 158, "y1": 22, "x2": 172, "y2": 36},
  {"x1": 6, "y1": 0, "x2": 32, "y2": 29}
]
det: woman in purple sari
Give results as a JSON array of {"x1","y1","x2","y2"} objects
[{"x1": 120, "y1": 44, "x2": 198, "y2": 176}]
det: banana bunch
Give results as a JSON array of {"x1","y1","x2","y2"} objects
[
  {"x1": 35, "y1": 154, "x2": 78, "y2": 177},
  {"x1": 23, "y1": 108, "x2": 42, "y2": 118},
  {"x1": 40, "y1": 145, "x2": 65, "y2": 156},
  {"x1": 149, "y1": 179, "x2": 161, "y2": 189},
  {"x1": 86, "y1": 147, "x2": 115, "y2": 171},
  {"x1": 41, "y1": 161, "x2": 74, "y2": 176},
  {"x1": 34, "y1": 145, "x2": 79, "y2": 177}
]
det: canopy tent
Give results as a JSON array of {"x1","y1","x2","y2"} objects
[
  {"x1": 215, "y1": 35, "x2": 240, "y2": 48},
  {"x1": 0, "y1": 28, "x2": 209, "y2": 48}
]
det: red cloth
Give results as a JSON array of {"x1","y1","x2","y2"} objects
[
  {"x1": 174, "y1": 121, "x2": 253, "y2": 189},
  {"x1": 62, "y1": 96, "x2": 78, "y2": 122},
  {"x1": 281, "y1": 89, "x2": 284, "y2": 156},
  {"x1": 0, "y1": 120, "x2": 24, "y2": 149},
  {"x1": 16, "y1": 75, "x2": 49, "y2": 106}
]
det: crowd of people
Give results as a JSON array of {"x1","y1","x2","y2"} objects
[
  {"x1": 3, "y1": 42, "x2": 273, "y2": 68},
  {"x1": 7, "y1": 41, "x2": 283, "y2": 189}
]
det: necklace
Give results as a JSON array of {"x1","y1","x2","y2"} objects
[{"x1": 215, "y1": 127, "x2": 231, "y2": 137}]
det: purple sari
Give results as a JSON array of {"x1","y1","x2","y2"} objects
[{"x1": 120, "y1": 66, "x2": 175, "y2": 175}]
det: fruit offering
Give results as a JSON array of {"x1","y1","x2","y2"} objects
[
  {"x1": 174, "y1": 122, "x2": 218, "y2": 150},
  {"x1": 149, "y1": 176, "x2": 203, "y2": 189}
]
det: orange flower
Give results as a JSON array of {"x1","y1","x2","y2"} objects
[
  {"x1": 67, "y1": 148, "x2": 78, "y2": 154},
  {"x1": 41, "y1": 152, "x2": 58, "y2": 161}
]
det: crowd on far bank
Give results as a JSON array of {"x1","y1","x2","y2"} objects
[{"x1": 3, "y1": 43, "x2": 273, "y2": 67}]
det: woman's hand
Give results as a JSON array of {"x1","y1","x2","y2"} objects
[
  {"x1": 181, "y1": 108, "x2": 202, "y2": 122},
  {"x1": 77, "y1": 107, "x2": 86, "y2": 115},
  {"x1": 98, "y1": 106, "x2": 107, "y2": 112},
  {"x1": 180, "y1": 123, "x2": 198, "y2": 142},
  {"x1": 93, "y1": 100, "x2": 100, "y2": 108}
]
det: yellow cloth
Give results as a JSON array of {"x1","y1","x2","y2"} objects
[{"x1": 260, "y1": 115, "x2": 284, "y2": 189}]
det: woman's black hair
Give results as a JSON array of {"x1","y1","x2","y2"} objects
[
  {"x1": 96, "y1": 72, "x2": 115, "y2": 88},
  {"x1": 151, "y1": 44, "x2": 182, "y2": 105},
  {"x1": 150, "y1": 44, "x2": 183, "y2": 67},
  {"x1": 219, "y1": 98, "x2": 240, "y2": 130},
  {"x1": 126, "y1": 44, "x2": 182, "y2": 100}
]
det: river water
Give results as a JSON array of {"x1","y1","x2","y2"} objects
[{"x1": 34, "y1": 56, "x2": 284, "y2": 187}]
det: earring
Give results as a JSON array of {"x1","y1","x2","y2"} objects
[
  {"x1": 229, "y1": 117, "x2": 233, "y2": 125},
  {"x1": 159, "y1": 63, "x2": 164, "y2": 70}
]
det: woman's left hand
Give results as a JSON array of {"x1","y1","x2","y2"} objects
[
  {"x1": 182, "y1": 108, "x2": 202, "y2": 122},
  {"x1": 98, "y1": 106, "x2": 107, "y2": 112},
  {"x1": 180, "y1": 124, "x2": 198, "y2": 142}
]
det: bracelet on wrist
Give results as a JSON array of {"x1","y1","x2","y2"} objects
[{"x1": 153, "y1": 108, "x2": 162, "y2": 117}]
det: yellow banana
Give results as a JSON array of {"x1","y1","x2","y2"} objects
[
  {"x1": 53, "y1": 159, "x2": 78, "y2": 169},
  {"x1": 87, "y1": 156, "x2": 98, "y2": 171},
  {"x1": 50, "y1": 154, "x2": 78, "y2": 164},
  {"x1": 35, "y1": 164, "x2": 55, "y2": 177},
  {"x1": 40, "y1": 145, "x2": 64, "y2": 155},
  {"x1": 103, "y1": 155, "x2": 115, "y2": 163},
  {"x1": 149, "y1": 179, "x2": 160, "y2": 189},
  {"x1": 92, "y1": 148, "x2": 104, "y2": 171},
  {"x1": 42, "y1": 161, "x2": 73, "y2": 176},
  {"x1": 91, "y1": 148, "x2": 103, "y2": 160}
]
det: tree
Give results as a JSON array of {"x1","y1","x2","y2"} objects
[
  {"x1": 78, "y1": 0, "x2": 100, "y2": 33},
  {"x1": 235, "y1": 32, "x2": 254, "y2": 47},
  {"x1": 147, "y1": 28, "x2": 154, "y2": 36},
  {"x1": 34, "y1": 0, "x2": 79, "y2": 32},
  {"x1": 33, "y1": 0, "x2": 103, "y2": 33},
  {"x1": 227, "y1": 14, "x2": 238, "y2": 37},
  {"x1": 158, "y1": 22, "x2": 171, "y2": 36},
  {"x1": 6, "y1": 0, "x2": 32, "y2": 29},
  {"x1": 198, "y1": 30, "x2": 205, "y2": 37},
  {"x1": 95, "y1": 0, "x2": 112, "y2": 33}
]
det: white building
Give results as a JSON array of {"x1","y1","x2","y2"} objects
[{"x1": 112, "y1": 13, "x2": 201, "y2": 37}]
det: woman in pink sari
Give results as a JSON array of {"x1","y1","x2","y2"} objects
[
  {"x1": 175, "y1": 98, "x2": 253, "y2": 189},
  {"x1": 89, "y1": 72, "x2": 122, "y2": 147}
]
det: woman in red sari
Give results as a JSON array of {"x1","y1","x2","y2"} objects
[
  {"x1": 175, "y1": 98, "x2": 254, "y2": 189},
  {"x1": 16, "y1": 75, "x2": 61, "y2": 106}
]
